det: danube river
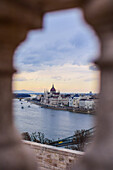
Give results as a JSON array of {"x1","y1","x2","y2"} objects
[{"x1": 13, "y1": 99, "x2": 95, "y2": 140}]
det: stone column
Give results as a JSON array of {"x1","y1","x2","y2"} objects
[
  {"x1": 0, "y1": 0, "x2": 45, "y2": 169},
  {"x1": 70, "y1": 0, "x2": 113, "y2": 170},
  {"x1": 0, "y1": 16, "x2": 39, "y2": 170}
]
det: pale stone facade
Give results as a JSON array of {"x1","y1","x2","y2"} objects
[
  {"x1": 73, "y1": 97, "x2": 80, "y2": 108},
  {"x1": 69, "y1": 97, "x2": 73, "y2": 107},
  {"x1": 79, "y1": 99, "x2": 94, "y2": 110}
]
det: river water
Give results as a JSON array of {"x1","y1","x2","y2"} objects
[{"x1": 13, "y1": 99, "x2": 95, "y2": 140}]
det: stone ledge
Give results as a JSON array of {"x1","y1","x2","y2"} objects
[{"x1": 23, "y1": 140, "x2": 84, "y2": 156}]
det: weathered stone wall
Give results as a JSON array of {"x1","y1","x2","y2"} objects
[
  {"x1": 24, "y1": 141, "x2": 83, "y2": 170},
  {"x1": 1, "y1": 0, "x2": 113, "y2": 170}
]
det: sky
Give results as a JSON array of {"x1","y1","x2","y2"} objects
[{"x1": 13, "y1": 9, "x2": 100, "y2": 93}]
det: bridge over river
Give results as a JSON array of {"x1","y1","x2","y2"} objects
[{"x1": 50, "y1": 127, "x2": 95, "y2": 149}]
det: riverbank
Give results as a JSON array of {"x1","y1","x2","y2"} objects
[{"x1": 29, "y1": 100, "x2": 95, "y2": 115}]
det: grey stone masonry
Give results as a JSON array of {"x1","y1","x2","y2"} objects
[{"x1": 24, "y1": 141, "x2": 83, "y2": 170}]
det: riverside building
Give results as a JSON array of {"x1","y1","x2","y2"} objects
[
  {"x1": 41, "y1": 84, "x2": 69, "y2": 106},
  {"x1": 69, "y1": 93, "x2": 98, "y2": 110}
]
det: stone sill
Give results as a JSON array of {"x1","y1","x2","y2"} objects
[{"x1": 23, "y1": 140, "x2": 84, "y2": 156}]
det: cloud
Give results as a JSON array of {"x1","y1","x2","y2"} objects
[
  {"x1": 51, "y1": 76, "x2": 71, "y2": 82},
  {"x1": 52, "y1": 76, "x2": 62, "y2": 80},
  {"x1": 84, "y1": 77, "x2": 98, "y2": 82},
  {"x1": 13, "y1": 63, "x2": 99, "y2": 92},
  {"x1": 84, "y1": 78, "x2": 93, "y2": 82},
  {"x1": 13, "y1": 77, "x2": 27, "y2": 81},
  {"x1": 89, "y1": 65, "x2": 98, "y2": 71},
  {"x1": 14, "y1": 9, "x2": 100, "y2": 73}
]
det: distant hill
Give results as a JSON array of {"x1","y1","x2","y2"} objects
[
  {"x1": 14, "y1": 89, "x2": 36, "y2": 93},
  {"x1": 14, "y1": 93, "x2": 31, "y2": 98}
]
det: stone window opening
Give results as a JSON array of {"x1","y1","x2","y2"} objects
[
  {"x1": 13, "y1": 8, "x2": 99, "y2": 152},
  {"x1": 0, "y1": 0, "x2": 112, "y2": 170}
]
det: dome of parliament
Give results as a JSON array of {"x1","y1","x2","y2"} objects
[{"x1": 50, "y1": 84, "x2": 56, "y2": 92}]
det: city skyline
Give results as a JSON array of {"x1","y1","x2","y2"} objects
[{"x1": 13, "y1": 9, "x2": 100, "y2": 93}]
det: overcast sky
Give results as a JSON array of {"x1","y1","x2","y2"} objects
[{"x1": 13, "y1": 9, "x2": 100, "y2": 93}]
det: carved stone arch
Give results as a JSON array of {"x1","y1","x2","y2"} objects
[{"x1": 0, "y1": 0, "x2": 113, "y2": 170}]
